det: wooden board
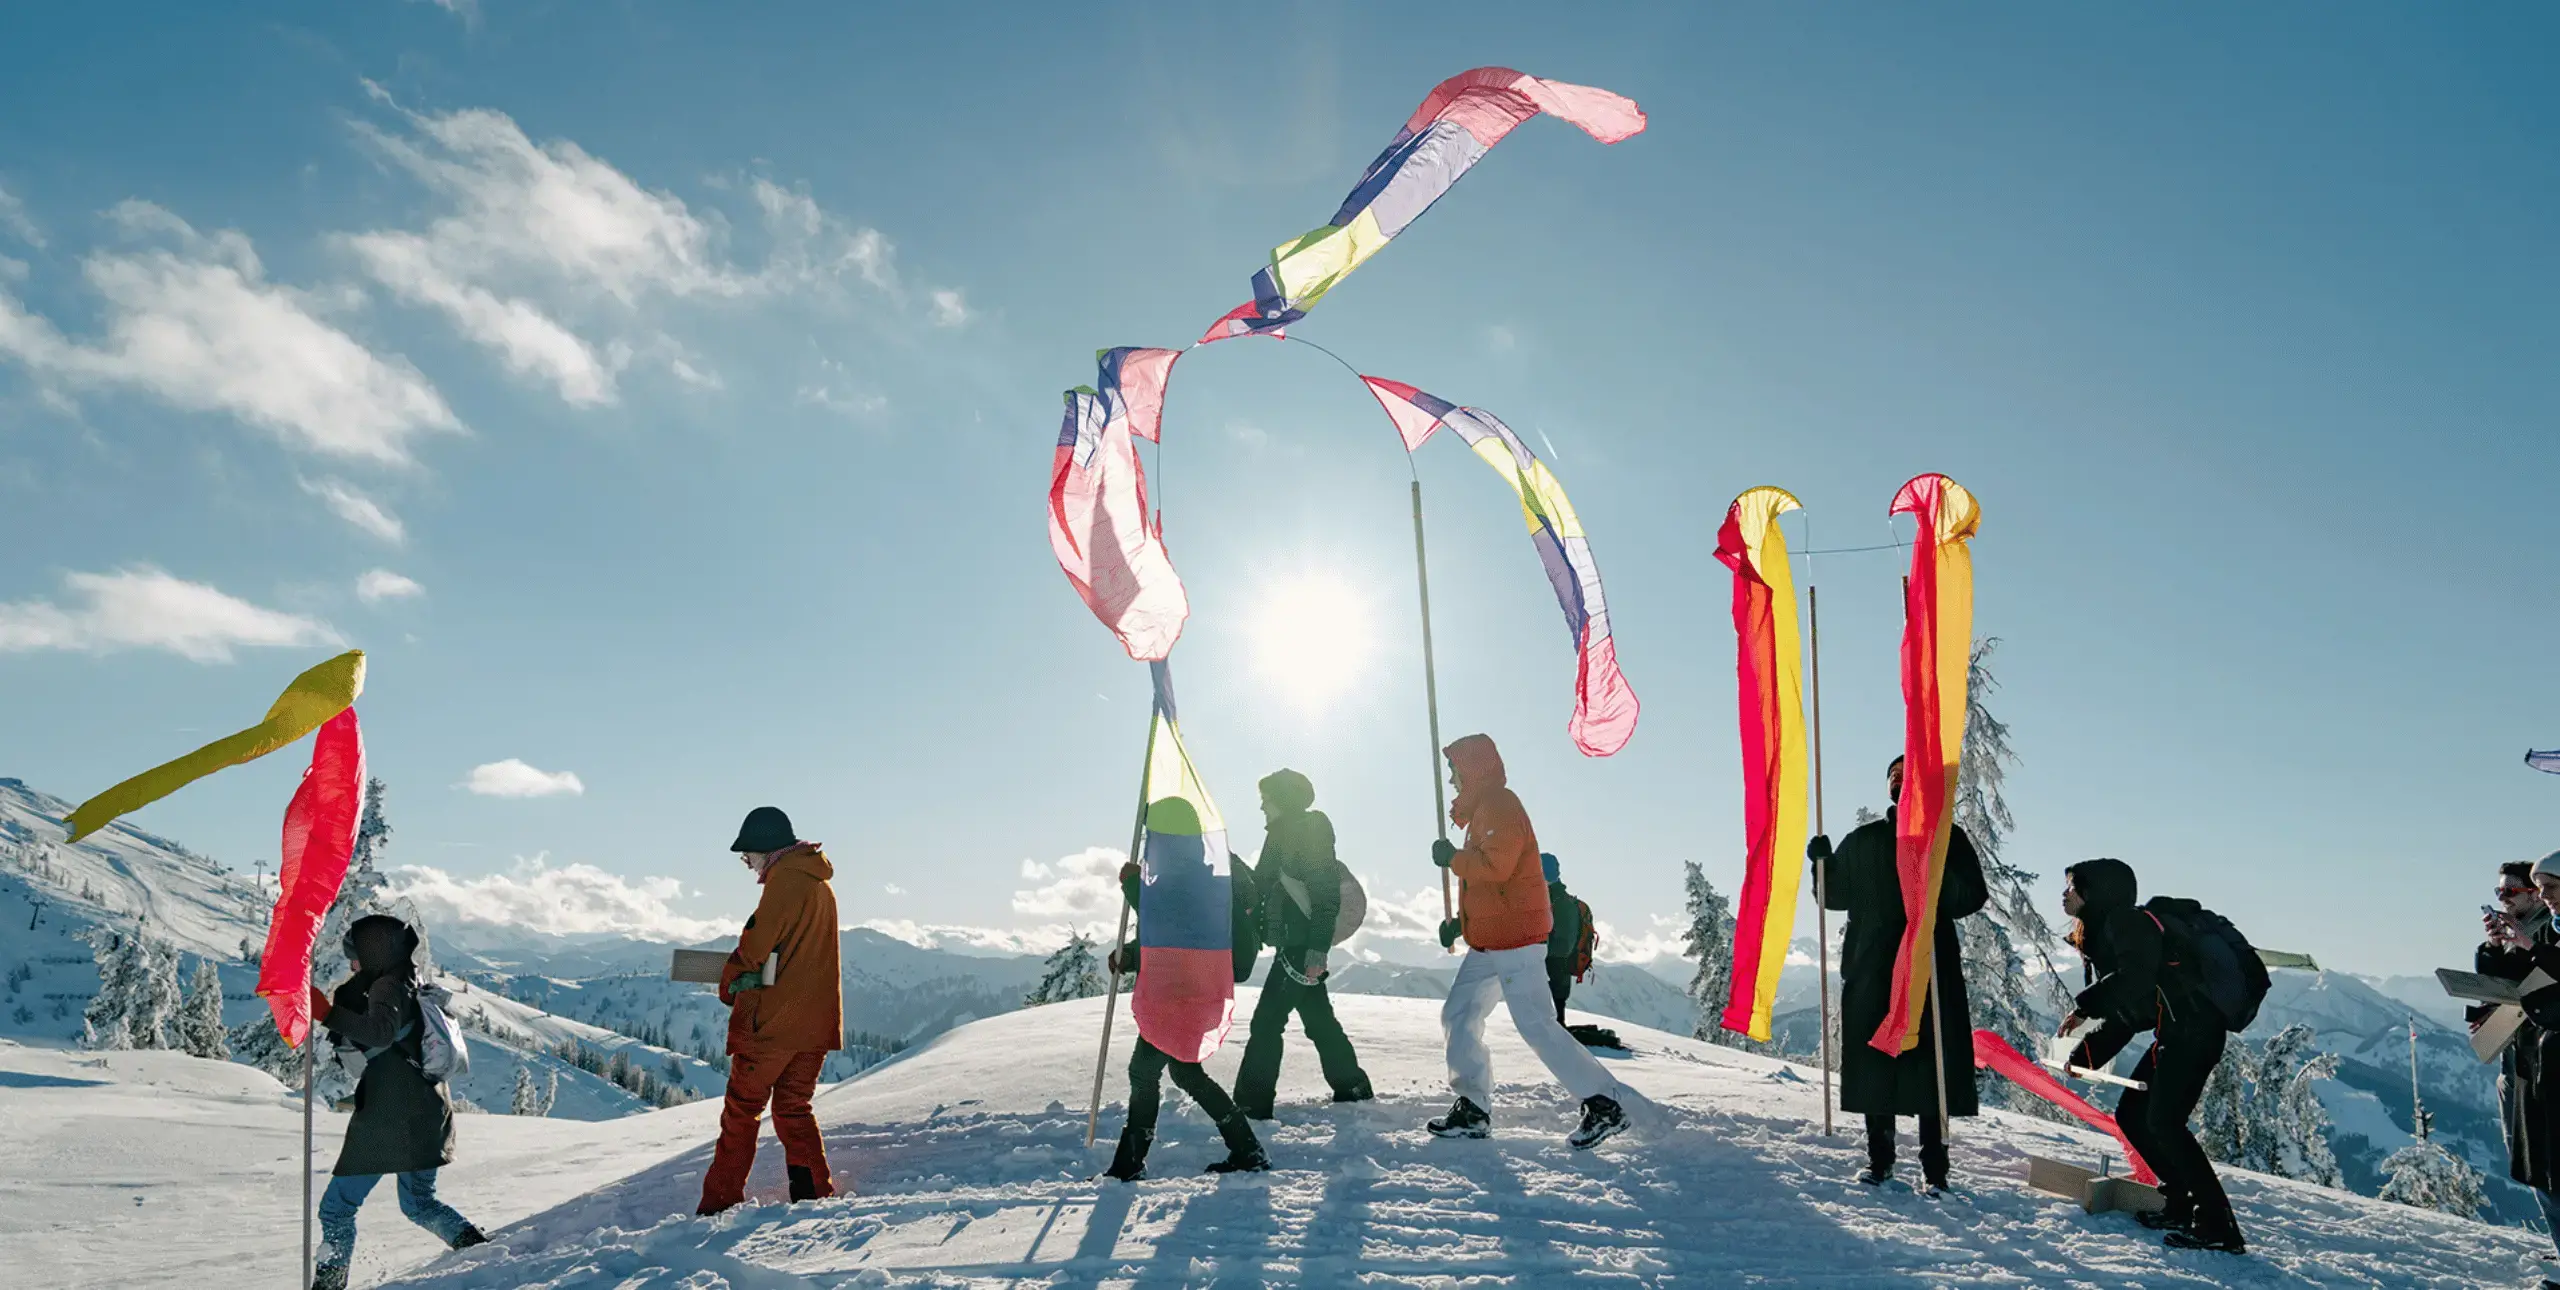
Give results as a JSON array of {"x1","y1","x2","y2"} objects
[
  {"x1": 2023, "y1": 1155, "x2": 2165, "y2": 1215},
  {"x1": 669, "y1": 949, "x2": 728, "y2": 984}
]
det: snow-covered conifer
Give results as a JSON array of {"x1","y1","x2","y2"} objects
[
  {"x1": 541, "y1": 1068, "x2": 560, "y2": 1115},
  {"x1": 512, "y1": 1064, "x2": 543, "y2": 1115},
  {"x1": 314, "y1": 777, "x2": 399, "y2": 987},
  {"x1": 128, "y1": 936, "x2": 180, "y2": 1050},
  {"x1": 1681, "y1": 861, "x2": 1749, "y2": 1048},
  {"x1": 1954, "y1": 639, "x2": 2073, "y2": 1120},
  {"x1": 227, "y1": 1013, "x2": 305, "y2": 1086},
  {"x1": 1024, "y1": 934, "x2": 1106, "y2": 1006},
  {"x1": 79, "y1": 928, "x2": 134, "y2": 1051},
  {"x1": 2377, "y1": 1140, "x2": 2486, "y2": 1220},
  {"x1": 178, "y1": 958, "x2": 230, "y2": 1059}
]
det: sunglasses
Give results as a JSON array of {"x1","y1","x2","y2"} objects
[{"x1": 2500, "y1": 885, "x2": 2536, "y2": 897}]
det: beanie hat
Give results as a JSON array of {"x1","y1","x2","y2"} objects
[
  {"x1": 1541, "y1": 852, "x2": 1561, "y2": 883},
  {"x1": 2533, "y1": 850, "x2": 2560, "y2": 884},
  {"x1": 731, "y1": 806, "x2": 798, "y2": 854},
  {"x1": 1258, "y1": 768, "x2": 1315, "y2": 814}
]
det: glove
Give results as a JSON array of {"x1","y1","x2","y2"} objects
[
  {"x1": 730, "y1": 969, "x2": 765, "y2": 992},
  {"x1": 1107, "y1": 947, "x2": 1129, "y2": 976},
  {"x1": 1303, "y1": 950, "x2": 1329, "y2": 983},
  {"x1": 307, "y1": 985, "x2": 333, "y2": 1026},
  {"x1": 1438, "y1": 918, "x2": 1462, "y2": 950},
  {"x1": 1119, "y1": 861, "x2": 1142, "y2": 884},
  {"x1": 1432, "y1": 839, "x2": 1458, "y2": 868},
  {"x1": 1806, "y1": 835, "x2": 1833, "y2": 864}
]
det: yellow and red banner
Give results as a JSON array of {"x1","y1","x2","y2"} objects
[
  {"x1": 1873, "y1": 474, "x2": 1979, "y2": 1055},
  {"x1": 1714, "y1": 487, "x2": 1809, "y2": 1043},
  {"x1": 66, "y1": 650, "x2": 366, "y2": 843}
]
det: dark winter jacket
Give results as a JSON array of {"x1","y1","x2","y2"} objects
[
  {"x1": 324, "y1": 916, "x2": 455, "y2": 1177},
  {"x1": 1546, "y1": 881, "x2": 1583, "y2": 966},
  {"x1": 2483, "y1": 914, "x2": 2560, "y2": 1189},
  {"x1": 1256, "y1": 798, "x2": 1345, "y2": 960},
  {"x1": 2066, "y1": 859, "x2": 2219, "y2": 1070},
  {"x1": 1823, "y1": 810, "x2": 1988, "y2": 1117}
]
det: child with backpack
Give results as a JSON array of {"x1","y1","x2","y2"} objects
[
  {"x1": 307, "y1": 914, "x2": 487, "y2": 1290},
  {"x1": 2060, "y1": 859, "x2": 2263, "y2": 1255},
  {"x1": 1541, "y1": 853, "x2": 1597, "y2": 1027}
]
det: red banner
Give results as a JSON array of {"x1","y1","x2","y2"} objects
[
  {"x1": 255, "y1": 708, "x2": 365, "y2": 1047},
  {"x1": 1973, "y1": 1030, "x2": 2157, "y2": 1185}
]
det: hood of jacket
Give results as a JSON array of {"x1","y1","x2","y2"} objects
[
  {"x1": 1446, "y1": 734, "x2": 1507, "y2": 827},
  {"x1": 1258, "y1": 768, "x2": 1315, "y2": 815},
  {"x1": 2065, "y1": 857, "x2": 2139, "y2": 915},
  {"x1": 763, "y1": 841, "x2": 833, "y2": 885},
  {"x1": 346, "y1": 913, "x2": 420, "y2": 977}
]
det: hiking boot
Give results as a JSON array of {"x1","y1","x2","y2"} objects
[
  {"x1": 1205, "y1": 1112, "x2": 1270, "y2": 1173},
  {"x1": 1104, "y1": 1126, "x2": 1153, "y2": 1182},
  {"x1": 310, "y1": 1264, "x2": 350, "y2": 1290},
  {"x1": 1428, "y1": 1096, "x2": 1491, "y2": 1139},
  {"x1": 2163, "y1": 1212, "x2": 2246, "y2": 1254},
  {"x1": 1330, "y1": 1081, "x2": 1375, "y2": 1104},
  {"x1": 1569, "y1": 1095, "x2": 1628, "y2": 1150},
  {"x1": 2136, "y1": 1192, "x2": 2193, "y2": 1232},
  {"x1": 1855, "y1": 1162, "x2": 1893, "y2": 1187},
  {"x1": 449, "y1": 1224, "x2": 490, "y2": 1250},
  {"x1": 786, "y1": 1164, "x2": 834, "y2": 1202}
]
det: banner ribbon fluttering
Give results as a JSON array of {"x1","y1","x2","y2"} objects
[
  {"x1": 1714, "y1": 487, "x2": 1808, "y2": 1042},
  {"x1": 1875, "y1": 476, "x2": 1979, "y2": 1055}
]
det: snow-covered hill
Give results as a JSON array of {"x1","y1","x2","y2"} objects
[
  {"x1": 1329, "y1": 958, "x2": 1697, "y2": 1034},
  {"x1": 20, "y1": 991, "x2": 2530, "y2": 1289}
]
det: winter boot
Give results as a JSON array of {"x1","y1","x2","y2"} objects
[
  {"x1": 2136, "y1": 1191, "x2": 2193, "y2": 1232},
  {"x1": 1569, "y1": 1095, "x2": 1628, "y2": 1150},
  {"x1": 1855, "y1": 1161, "x2": 1893, "y2": 1187},
  {"x1": 450, "y1": 1224, "x2": 490, "y2": 1250},
  {"x1": 1204, "y1": 1113, "x2": 1271, "y2": 1174},
  {"x1": 2162, "y1": 1206, "x2": 2246, "y2": 1254},
  {"x1": 1428, "y1": 1096, "x2": 1491, "y2": 1139},
  {"x1": 787, "y1": 1165, "x2": 826, "y2": 1202},
  {"x1": 1104, "y1": 1126, "x2": 1153, "y2": 1182},
  {"x1": 1330, "y1": 1080, "x2": 1375, "y2": 1104},
  {"x1": 310, "y1": 1263, "x2": 350, "y2": 1290}
]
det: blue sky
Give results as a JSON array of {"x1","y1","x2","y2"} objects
[{"x1": 1, "y1": 3, "x2": 2552, "y2": 976}]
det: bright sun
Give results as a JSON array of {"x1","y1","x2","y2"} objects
[{"x1": 1247, "y1": 573, "x2": 1376, "y2": 711}]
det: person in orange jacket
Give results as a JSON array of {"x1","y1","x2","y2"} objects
[
  {"x1": 697, "y1": 806, "x2": 845, "y2": 1215},
  {"x1": 1426, "y1": 734, "x2": 1630, "y2": 1148}
]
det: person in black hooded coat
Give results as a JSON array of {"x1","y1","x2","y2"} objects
[
  {"x1": 1232, "y1": 768, "x2": 1373, "y2": 1119},
  {"x1": 309, "y1": 914, "x2": 485, "y2": 1290},
  {"x1": 1809, "y1": 756, "x2": 1988, "y2": 1189}
]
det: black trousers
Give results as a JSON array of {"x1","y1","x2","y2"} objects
[
  {"x1": 1126, "y1": 1038, "x2": 1240, "y2": 1138},
  {"x1": 1865, "y1": 1111, "x2": 1949, "y2": 1180},
  {"x1": 2116, "y1": 1023, "x2": 2234, "y2": 1227},
  {"x1": 1547, "y1": 959, "x2": 1574, "y2": 1026},
  {"x1": 1233, "y1": 966, "x2": 1370, "y2": 1117}
]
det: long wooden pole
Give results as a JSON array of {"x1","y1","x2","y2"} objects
[
  {"x1": 1809, "y1": 581, "x2": 1832, "y2": 1138},
  {"x1": 1086, "y1": 703, "x2": 1160, "y2": 1147},
  {"x1": 1412, "y1": 480, "x2": 1453, "y2": 950},
  {"x1": 303, "y1": 1042, "x2": 315, "y2": 1285}
]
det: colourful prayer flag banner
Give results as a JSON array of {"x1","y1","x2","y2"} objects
[
  {"x1": 255, "y1": 707, "x2": 365, "y2": 1048},
  {"x1": 1132, "y1": 661, "x2": 1236, "y2": 1063},
  {"x1": 1874, "y1": 474, "x2": 1980, "y2": 1055},
  {"x1": 65, "y1": 650, "x2": 366, "y2": 843},
  {"x1": 1049, "y1": 349, "x2": 1189, "y2": 661},
  {"x1": 2528, "y1": 750, "x2": 2560, "y2": 775},
  {"x1": 1714, "y1": 487, "x2": 1809, "y2": 1043},
  {"x1": 1359, "y1": 376, "x2": 1639, "y2": 756},
  {"x1": 1235, "y1": 67, "x2": 1646, "y2": 334}
]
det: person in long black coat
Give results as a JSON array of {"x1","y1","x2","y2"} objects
[
  {"x1": 310, "y1": 914, "x2": 486, "y2": 1290},
  {"x1": 1809, "y1": 755, "x2": 1988, "y2": 1190}
]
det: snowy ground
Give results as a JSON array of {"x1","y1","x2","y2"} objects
[{"x1": 9, "y1": 994, "x2": 2554, "y2": 1288}]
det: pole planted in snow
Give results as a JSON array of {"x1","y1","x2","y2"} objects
[
  {"x1": 1808, "y1": 580, "x2": 1833, "y2": 1138},
  {"x1": 1087, "y1": 701, "x2": 1161, "y2": 1148},
  {"x1": 1411, "y1": 480, "x2": 1454, "y2": 950},
  {"x1": 303, "y1": 1040, "x2": 315, "y2": 1286}
]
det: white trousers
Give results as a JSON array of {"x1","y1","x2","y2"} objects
[{"x1": 1442, "y1": 944, "x2": 1618, "y2": 1108}]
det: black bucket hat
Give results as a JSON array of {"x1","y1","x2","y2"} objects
[{"x1": 730, "y1": 806, "x2": 798, "y2": 854}]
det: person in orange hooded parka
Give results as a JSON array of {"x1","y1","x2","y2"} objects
[
  {"x1": 697, "y1": 805, "x2": 845, "y2": 1215},
  {"x1": 1426, "y1": 734, "x2": 1631, "y2": 1149}
]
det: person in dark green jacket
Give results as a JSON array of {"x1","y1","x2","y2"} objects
[
  {"x1": 1543, "y1": 853, "x2": 1583, "y2": 1025},
  {"x1": 1233, "y1": 769, "x2": 1373, "y2": 1119},
  {"x1": 310, "y1": 915, "x2": 485, "y2": 1290}
]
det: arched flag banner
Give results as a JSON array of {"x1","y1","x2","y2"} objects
[
  {"x1": 66, "y1": 650, "x2": 367, "y2": 843},
  {"x1": 256, "y1": 708, "x2": 366, "y2": 1048},
  {"x1": 1359, "y1": 376, "x2": 1639, "y2": 756},
  {"x1": 1132, "y1": 661, "x2": 1236, "y2": 1064},
  {"x1": 1219, "y1": 67, "x2": 1646, "y2": 335},
  {"x1": 1715, "y1": 487, "x2": 1809, "y2": 1043},
  {"x1": 1049, "y1": 349, "x2": 1189, "y2": 661},
  {"x1": 1874, "y1": 474, "x2": 1980, "y2": 1055}
]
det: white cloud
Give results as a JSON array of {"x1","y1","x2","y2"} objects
[
  {"x1": 882, "y1": 883, "x2": 904, "y2": 896},
  {"x1": 301, "y1": 476, "x2": 406, "y2": 544},
  {"x1": 795, "y1": 385, "x2": 887, "y2": 418},
  {"x1": 668, "y1": 356, "x2": 721, "y2": 390},
  {"x1": 386, "y1": 854, "x2": 733, "y2": 943},
  {"x1": 355, "y1": 569, "x2": 424, "y2": 603},
  {"x1": 347, "y1": 230, "x2": 616, "y2": 405},
  {"x1": 0, "y1": 203, "x2": 457, "y2": 463},
  {"x1": 927, "y1": 289, "x2": 970, "y2": 328},
  {"x1": 0, "y1": 567, "x2": 341, "y2": 662},
  {"x1": 415, "y1": 0, "x2": 480, "y2": 26},
  {"x1": 462, "y1": 758, "x2": 585, "y2": 798},
  {"x1": 0, "y1": 182, "x2": 41, "y2": 248},
  {"x1": 1010, "y1": 846, "x2": 1127, "y2": 923},
  {"x1": 858, "y1": 919, "x2": 1062, "y2": 956}
]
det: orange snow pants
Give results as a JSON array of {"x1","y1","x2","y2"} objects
[{"x1": 697, "y1": 1049, "x2": 834, "y2": 1213}]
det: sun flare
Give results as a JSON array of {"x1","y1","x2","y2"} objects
[{"x1": 1247, "y1": 573, "x2": 1376, "y2": 711}]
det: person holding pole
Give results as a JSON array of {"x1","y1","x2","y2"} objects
[
  {"x1": 1427, "y1": 734, "x2": 1630, "y2": 1148},
  {"x1": 1808, "y1": 755, "x2": 1987, "y2": 1193},
  {"x1": 1102, "y1": 853, "x2": 1271, "y2": 1179},
  {"x1": 1232, "y1": 769, "x2": 1374, "y2": 1119},
  {"x1": 307, "y1": 915, "x2": 486, "y2": 1290},
  {"x1": 697, "y1": 807, "x2": 844, "y2": 1215}
]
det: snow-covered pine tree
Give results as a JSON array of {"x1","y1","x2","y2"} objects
[
  {"x1": 128, "y1": 936, "x2": 181, "y2": 1051},
  {"x1": 512, "y1": 1063, "x2": 543, "y2": 1115},
  {"x1": 78, "y1": 927, "x2": 134, "y2": 1051},
  {"x1": 313, "y1": 777, "x2": 400, "y2": 990},
  {"x1": 1953, "y1": 638, "x2": 2073, "y2": 1120},
  {"x1": 1023, "y1": 934, "x2": 1107, "y2": 1006},
  {"x1": 541, "y1": 1068, "x2": 560, "y2": 1115},
  {"x1": 2377, "y1": 1140, "x2": 2487, "y2": 1220},
  {"x1": 226, "y1": 1013, "x2": 306, "y2": 1086},
  {"x1": 1682, "y1": 860, "x2": 1762, "y2": 1050},
  {"x1": 2194, "y1": 1045, "x2": 2251, "y2": 1164},
  {"x1": 2194, "y1": 1024, "x2": 2343, "y2": 1186},
  {"x1": 177, "y1": 958, "x2": 230, "y2": 1059}
]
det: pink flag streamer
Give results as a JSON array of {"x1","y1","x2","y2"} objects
[
  {"x1": 1972, "y1": 1030, "x2": 2158, "y2": 1186},
  {"x1": 255, "y1": 708, "x2": 365, "y2": 1048}
]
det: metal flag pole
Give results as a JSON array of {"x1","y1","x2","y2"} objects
[
  {"x1": 303, "y1": 1041, "x2": 315, "y2": 1286},
  {"x1": 1086, "y1": 701, "x2": 1161, "y2": 1148},
  {"x1": 1412, "y1": 479, "x2": 1454, "y2": 950},
  {"x1": 1809, "y1": 574, "x2": 1833, "y2": 1139}
]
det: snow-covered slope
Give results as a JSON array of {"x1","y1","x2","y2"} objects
[
  {"x1": 0, "y1": 777, "x2": 268, "y2": 958},
  {"x1": 342, "y1": 992, "x2": 2545, "y2": 1288},
  {"x1": 1329, "y1": 959, "x2": 1696, "y2": 1034}
]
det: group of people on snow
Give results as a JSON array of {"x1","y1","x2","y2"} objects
[
  {"x1": 304, "y1": 737, "x2": 2303, "y2": 1284},
  {"x1": 2475, "y1": 851, "x2": 2560, "y2": 1290}
]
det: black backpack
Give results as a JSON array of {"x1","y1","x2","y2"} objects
[{"x1": 2143, "y1": 897, "x2": 2270, "y2": 1032}]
